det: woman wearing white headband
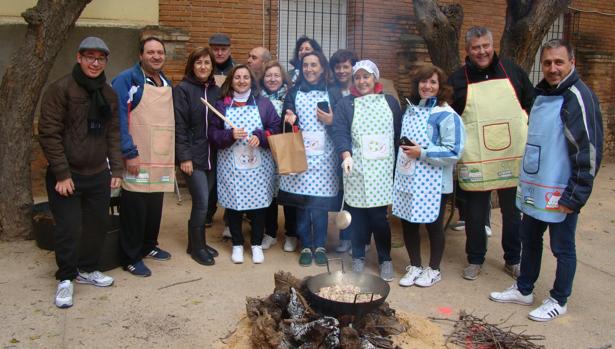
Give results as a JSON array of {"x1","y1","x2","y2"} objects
[{"x1": 332, "y1": 59, "x2": 402, "y2": 282}]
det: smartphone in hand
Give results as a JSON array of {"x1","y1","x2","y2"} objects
[
  {"x1": 400, "y1": 136, "x2": 416, "y2": 147},
  {"x1": 317, "y1": 101, "x2": 330, "y2": 113}
]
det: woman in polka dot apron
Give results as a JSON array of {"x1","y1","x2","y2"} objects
[
  {"x1": 209, "y1": 65, "x2": 281, "y2": 264},
  {"x1": 332, "y1": 60, "x2": 402, "y2": 282},
  {"x1": 394, "y1": 64, "x2": 465, "y2": 288},
  {"x1": 258, "y1": 61, "x2": 299, "y2": 252},
  {"x1": 278, "y1": 51, "x2": 343, "y2": 267}
]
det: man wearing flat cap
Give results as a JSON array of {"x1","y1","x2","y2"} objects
[
  {"x1": 39, "y1": 36, "x2": 123, "y2": 308},
  {"x1": 209, "y1": 33, "x2": 235, "y2": 86}
]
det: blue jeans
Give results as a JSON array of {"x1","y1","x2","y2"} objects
[
  {"x1": 347, "y1": 206, "x2": 391, "y2": 264},
  {"x1": 296, "y1": 207, "x2": 328, "y2": 249},
  {"x1": 184, "y1": 169, "x2": 213, "y2": 228},
  {"x1": 517, "y1": 213, "x2": 578, "y2": 306}
]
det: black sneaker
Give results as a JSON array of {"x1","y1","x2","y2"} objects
[
  {"x1": 124, "y1": 260, "x2": 152, "y2": 277},
  {"x1": 147, "y1": 247, "x2": 171, "y2": 261},
  {"x1": 205, "y1": 217, "x2": 213, "y2": 228}
]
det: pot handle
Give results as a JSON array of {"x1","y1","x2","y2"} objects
[
  {"x1": 353, "y1": 292, "x2": 376, "y2": 304},
  {"x1": 325, "y1": 257, "x2": 344, "y2": 274}
]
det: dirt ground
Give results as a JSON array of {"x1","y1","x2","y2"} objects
[{"x1": 1, "y1": 161, "x2": 614, "y2": 349}]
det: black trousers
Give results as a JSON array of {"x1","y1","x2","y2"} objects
[
  {"x1": 462, "y1": 187, "x2": 521, "y2": 265},
  {"x1": 46, "y1": 169, "x2": 111, "y2": 281},
  {"x1": 402, "y1": 194, "x2": 450, "y2": 270},
  {"x1": 228, "y1": 208, "x2": 266, "y2": 246},
  {"x1": 265, "y1": 198, "x2": 297, "y2": 238},
  {"x1": 119, "y1": 190, "x2": 164, "y2": 265}
]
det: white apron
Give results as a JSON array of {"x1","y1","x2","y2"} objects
[
  {"x1": 279, "y1": 89, "x2": 339, "y2": 197},
  {"x1": 392, "y1": 103, "x2": 443, "y2": 223},
  {"x1": 344, "y1": 94, "x2": 394, "y2": 208},
  {"x1": 217, "y1": 101, "x2": 275, "y2": 210}
]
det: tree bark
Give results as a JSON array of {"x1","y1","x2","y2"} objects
[
  {"x1": 500, "y1": 0, "x2": 571, "y2": 72},
  {"x1": 0, "y1": 0, "x2": 91, "y2": 241},
  {"x1": 412, "y1": 0, "x2": 464, "y2": 75}
]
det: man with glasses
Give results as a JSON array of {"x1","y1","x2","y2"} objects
[{"x1": 39, "y1": 37, "x2": 123, "y2": 308}]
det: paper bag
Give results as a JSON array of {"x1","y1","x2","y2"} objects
[{"x1": 267, "y1": 126, "x2": 308, "y2": 175}]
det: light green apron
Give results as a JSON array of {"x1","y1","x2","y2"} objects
[{"x1": 344, "y1": 94, "x2": 394, "y2": 207}]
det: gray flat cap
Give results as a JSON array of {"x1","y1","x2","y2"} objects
[
  {"x1": 209, "y1": 33, "x2": 231, "y2": 46},
  {"x1": 78, "y1": 37, "x2": 110, "y2": 55}
]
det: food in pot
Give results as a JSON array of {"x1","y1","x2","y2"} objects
[{"x1": 317, "y1": 284, "x2": 382, "y2": 303}]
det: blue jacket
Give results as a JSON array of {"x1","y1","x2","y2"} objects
[
  {"x1": 407, "y1": 98, "x2": 465, "y2": 194},
  {"x1": 533, "y1": 69, "x2": 603, "y2": 212},
  {"x1": 111, "y1": 63, "x2": 172, "y2": 159}
]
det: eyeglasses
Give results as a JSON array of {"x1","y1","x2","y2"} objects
[{"x1": 81, "y1": 55, "x2": 108, "y2": 64}]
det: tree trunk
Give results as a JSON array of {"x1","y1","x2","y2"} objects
[
  {"x1": 0, "y1": 0, "x2": 91, "y2": 241},
  {"x1": 500, "y1": 0, "x2": 571, "y2": 72},
  {"x1": 412, "y1": 0, "x2": 464, "y2": 76}
]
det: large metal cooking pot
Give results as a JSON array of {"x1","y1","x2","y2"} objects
[{"x1": 305, "y1": 259, "x2": 390, "y2": 317}]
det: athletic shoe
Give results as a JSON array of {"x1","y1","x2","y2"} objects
[
  {"x1": 261, "y1": 235, "x2": 277, "y2": 250},
  {"x1": 489, "y1": 284, "x2": 534, "y2": 305},
  {"x1": 463, "y1": 264, "x2": 482, "y2": 280},
  {"x1": 451, "y1": 220, "x2": 465, "y2": 231},
  {"x1": 204, "y1": 217, "x2": 213, "y2": 228},
  {"x1": 54, "y1": 280, "x2": 73, "y2": 308},
  {"x1": 528, "y1": 297, "x2": 567, "y2": 322},
  {"x1": 352, "y1": 258, "x2": 365, "y2": 273},
  {"x1": 231, "y1": 245, "x2": 244, "y2": 264},
  {"x1": 251, "y1": 245, "x2": 264, "y2": 264},
  {"x1": 299, "y1": 248, "x2": 312, "y2": 266},
  {"x1": 147, "y1": 247, "x2": 171, "y2": 261},
  {"x1": 284, "y1": 237, "x2": 298, "y2": 252},
  {"x1": 380, "y1": 261, "x2": 394, "y2": 282},
  {"x1": 415, "y1": 267, "x2": 442, "y2": 287},
  {"x1": 124, "y1": 260, "x2": 152, "y2": 277},
  {"x1": 504, "y1": 263, "x2": 521, "y2": 279},
  {"x1": 313, "y1": 247, "x2": 327, "y2": 266},
  {"x1": 485, "y1": 225, "x2": 493, "y2": 237},
  {"x1": 222, "y1": 226, "x2": 232, "y2": 239},
  {"x1": 76, "y1": 270, "x2": 114, "y2": 287},
  {"x1": 399, "y1": 265, "x2": 423, "y2": 287},
  {"x1": 335, "y1": 239, "x2": 351, "y2": 253}
]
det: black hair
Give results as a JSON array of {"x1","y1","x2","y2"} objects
[
  {"x1": 290, "y1": 36, "x2": 323, "y2": 68},
  {"x1": 140, "y1": 36, "x2": 166, "y2": 54}
]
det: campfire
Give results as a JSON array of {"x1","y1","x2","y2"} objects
[{"x1": 240, "y1": 271, "x2": 419, "y2": 349}]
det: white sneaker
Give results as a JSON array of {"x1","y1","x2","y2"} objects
[
  {"x1": 335, "y1": 239, "x2": 351, "y2": 253},
  {"x1": 485, "y1": 225, "x2": 492, "y2": 237},
  {"x1": 231, "y1": 245, "x2": 244, "y2": 264},
  {"x1": 76, "y1": 270, "x2": 114, "y2": 287},
  {"x1": 489, "y1": 284, "x2": 534, "y2": 305},
  {"x1": 252, "y1": 245, "x2": 264, "y2": 264},
  {"x1": 415, "y1": 267, "x2": 442, "y2": 287},
  {"x1": 261, "y1": 235, "x2": 277, "y2": 250},
  {"x1": 55, "y1": 280, "x2": 73, "y2": 308},
  {"x1": 283, "y1": 237, "x2": 298, "y2": 252},
  {"x1": 528, "y1": 297, "x2": 567, "y2": 322},
  {"x1": 399, "y1": 265, "x2": 423, "y2": 287},
  {"x1": 222, "y1": 226, "x2": 231, "y2": 239},
  {"x1": 451, "y1": 220, "x2": 465, "y2": 231}
]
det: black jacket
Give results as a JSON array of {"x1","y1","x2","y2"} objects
[
  {"x1": 173, "y1": 75, "x2": 221, "y2": 170},
  {"x1": 448, "y1": 53, "x2": 535, "y2": 116}
]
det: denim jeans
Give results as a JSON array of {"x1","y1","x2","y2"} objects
[
  {"x1": 296, "y1": 207, "x2": 328, "y2": 249},
  {"x1": 184, "y1": 169, "x2": 213, "y2": 228},
  {"x1": 462, "y1": 187, "x2": 521, "y2": 265},
  {"x1": 347, "y1": 206, "x2": 391, "y2": 264},
  {"x1": 517, "y1": 213, "x2": 578, "y2": 306}
]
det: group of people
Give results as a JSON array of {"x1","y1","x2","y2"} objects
[{"x1": 39, "y1": 26, "x2": 603, "y2": 323}]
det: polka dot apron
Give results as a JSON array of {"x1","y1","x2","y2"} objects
[
  {"x1": 344, "y1": 94, "x2": 394, "y2": 208},
  {"x1": 392, "y1": 104, "x2": 443, "y2": 223},
  {"x1": 217, "y1": 101, "x2": 275, "y2": 210},
  {"x1": 279, "y1": 90, "x2": 339, "y2": 197}
]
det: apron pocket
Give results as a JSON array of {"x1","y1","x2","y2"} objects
[
  {"x1": 152, "y1": 128, "x2": 174, "y2": 155},
  {"x1": 302, "y1": 131, "x2": 326, "y2": 156},
  {"x1": 483, "y1": 122, "x2": 511, "y2": 151},
  {"x1": 233, "y1": 145, "x2": 262, "y2": 170},
  {"x1": 361, "y1": 134, "x2": 390, "y2": 160},
  {"x1": 522, "y1": 144, "x2": 541, "y2": 174}
]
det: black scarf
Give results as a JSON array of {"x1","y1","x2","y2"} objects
[{"x1": 72, "y1": 64, "x2": 111, "y2": 135}]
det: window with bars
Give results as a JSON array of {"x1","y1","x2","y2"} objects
[
  {"x1": 277, "y1": 0, "x2": 348, "y2": 72},
  {"x1": 529, "y1": 14, "x2": 565, "y2": 85}
]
